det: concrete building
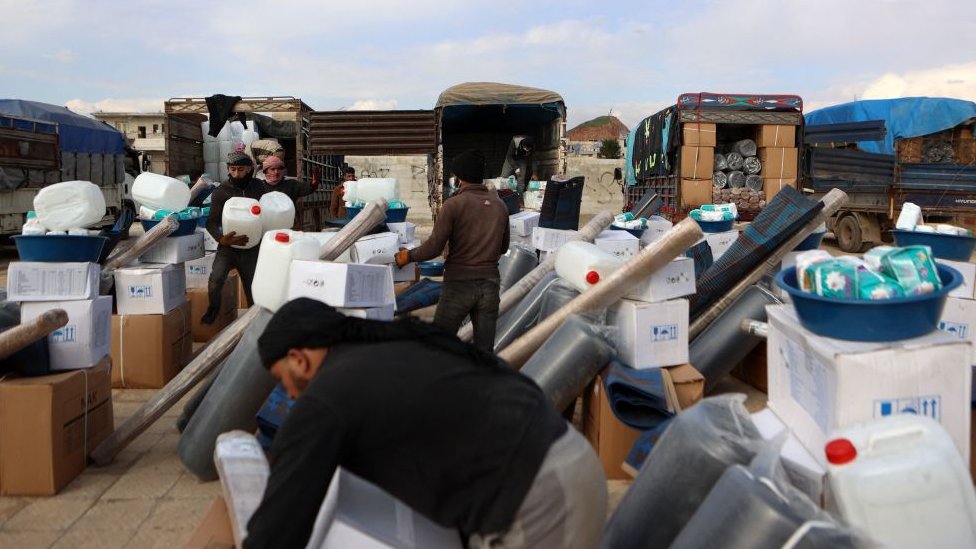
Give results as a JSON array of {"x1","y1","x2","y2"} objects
[{"x1": 92, "y1": 112, "x2": 168, "y2": 174}]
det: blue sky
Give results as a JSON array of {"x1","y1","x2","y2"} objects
[{"x1": 3, "y1": 0, "x2": 975, "y2": 128}]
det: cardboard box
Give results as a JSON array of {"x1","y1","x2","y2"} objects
[
  {"x1": 338, "y1": 303, "x2": 396, "y2": 321},
  {"x1": 763, "y1": 178, "x2": 798, "y2": 202},
  {"x1": 185, "y1": 497, "x2": 235, "y2": 549},
  {"x1": 0, "y1": 358, "x2": 113, "y2": 495},
  {"x1": 139, "y1": 232, "x2": 205, "y2": 264},
  {"x1": 609, "y1": 298, "x2": 689, "y2": 369},
  {"x1": 595, "y1": 230, "x2": 640, "y2": 259},
  {"x1": 6, "y1": 262, "x2": 99, "y2": 302},
  {"x1": 625, "y1": 257, "x2": 696, "y2": 302},
  {"x1": 509, "y1": 211, "x2": 541, "y2": 237},
  {"x1": 185, "y1": 253, "x2": 217, "y2": 289},
  {"x1": 757, "y1": 125, "x2": 797, "y2": 148},
  {"x1": 751, "y1": 408, "x2": 826, "y2": 504},
  {"x1": 20, "y1": 296, "x2": 112, "y2": 371},
  {"x1": 288, "y1": 261, "x2": 395, "y2": 308},
  {"x1": 767, "y1": 304, "x2": 972, "y2": 464},
  {"x1": 759, "y1": 147, "x2": 799, "y2": 179},
  {"x1": 682, "y1": 123, "x2": 717, "y2": 147},
  {"x1": 200, "y1": 228, "x2": 218, "y2": 252},
  {"x1": 531, "y1": 227, "x2": 578, "y2": 252},
  {"x1": 680, "y1": 179, "x2": 712, "y2": 209},
  {"x1": 114, "y1": 263, "x2": 187, "y2": 315},
  {"x1": 679, "y1": 146, "x2": 714, "y2": 180},
  {"x1": 731, "y1": 341, "x2": 768, "y2": 393},
  {"x1": 939, "y1": 297, "x2": 976, "y2": 348},
  {"x1": 392, "y1": 263, "x2": 419, "y2": 283},
  {"x1": 187, "y1": 273, "x2": 239, "y2": 342},
  {"x1": 386, "y1": 222, "x2": 416, "y2": 245},
  {"x1": 111, "y1": 301, "x2": 192, "y2": 389},
  {"x1": 938, "y1": 259, "x2": 976, "y2": 300},
  {"x1": 702, "y1": 230, "x2": 739, "y2": 261},
  {"x1": 350, "y1": 232, "x2": 400, "y2": 264}
]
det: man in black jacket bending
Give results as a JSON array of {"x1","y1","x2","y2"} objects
[{"x1": 243, "y1": 298, "x2": 607, "y2": 549}]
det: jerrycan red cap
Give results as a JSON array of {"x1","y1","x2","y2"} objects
[
  {"x1": 585, "y1": 270, "x2": 600, "y2": 284},
  {"x1": 274, "y1": 232, "x2": 290, "y2": 243},
  {"x1": 251, "y1": 205, "x2": 262, "y2": 215},
  {"x1": 825, "y1": 438, "x2": 857, "y2": 465}
]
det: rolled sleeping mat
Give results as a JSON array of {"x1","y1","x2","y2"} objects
[
  {"x1": 537, "y1": 279, "x2": 581, "y2": 322},
  {"x1": 494, "y1": 272, "x2": 560, "y2": 352},
  {"x1": 520, "y1": 314, "x2": 615, "y2": 412},
  {"x1": 177, "y1": 307, "x2": 275, "y2": 481},
  {"x1": 713, "y1": 153, "x2": 728, "y2": 172},
  {"x1": 733, "y1": 139, "x2": 757, "y2": 158},
  {"x1": 176, "y1": 370, "x2": 218, "y2": 433},
  {"x1": 727, "y1": 171, "x2": 746, "y2": 189},
  {"x1": 742, "y1": 156, "x2": 762, "y2": 175},
  {"x1": 712, "y1": 172, "x2": 728, "y2": 189},
  {"x1": 745, "y1": 174, "x2": 763, "y2": 192},
  {"x1": 499, "y1": 245, "x2": 539, "y2": 293},
  {"x1": 725, "y1": 152, "x2": 744, "y2": 171},
  {"x1": 689, "y1": 285, "x2": 781, "y2": 392}
]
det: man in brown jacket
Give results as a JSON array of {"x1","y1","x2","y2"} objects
[{"x1": 395, "y1": 149, "x2": 509, "y2": 352}]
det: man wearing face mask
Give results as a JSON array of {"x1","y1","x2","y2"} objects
[{"x1": 259, "y1": 155, "x2": 317, "y2": 202}]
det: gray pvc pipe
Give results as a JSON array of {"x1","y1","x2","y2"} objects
[
  {"x1": 499, "y1": 245, "x2": 538, "y2": 293},
  {"x1": 689, "y1": 285, "x2": 781, "y2": 392},
  {"x1": 495, "y1": 272, "x2": 559, "y2": 352}
]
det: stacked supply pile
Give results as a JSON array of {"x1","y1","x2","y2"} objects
[
  {"x1": 203, "y1": 120, "x2": 258, "y2": 182},
  {"x1": 711, "y1": 125, "x2": 798, "y2": 211},
  {"x1": 677, "y1": 123, "x2": 716, "y2": 210},
  {"x1": 687, "y1": 203, "x2": 741, "y2": 263},
  {"x1": 509, "y1": 211, "x2": 540, "y2": 248}
]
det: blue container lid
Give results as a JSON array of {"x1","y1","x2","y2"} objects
[
  {"x1": 695, "y1": 219, "x2": 735, "y2": 233},
  {"x1": 891, "y1": 229, "x2": 976, "y2": 261},
  {"x1": 419, "y1": 261, "x2": 444, "y2": 277},
  {"x1": 776, "y1": 264, "x2": 962, "y2": 341},
  {"x1": 140, "y1": 217, "x2": 199, "y2": 237},
  {"x1": 794, "y1": 231, "x2": 827, "y2": 252},
  {"x1": 13, "y1": 235, "x2": 108, "y2": 263},
  {"x1": 346, "y1": 206, "x2": 409, "y2": 224}
]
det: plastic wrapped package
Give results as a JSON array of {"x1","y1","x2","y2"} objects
[
  {"x1": 714, "y1": 153, "x2": 729, "y2": 171},
  {"x1": 712, "y1": 171, "x2": 728, "y2": 189},
  {"x1": 494, "y1": 272, "x2": 560, "y2": 351},
  {"x1": 499, "y1": 245, "x2": 538, "y2": 293},
  {"x1": 745, "y1": 174, "x2": 763, "y2": 191},
  {"x1": 725, "y1": 152, "x2": 745, "y2": 171},
  {"x1": 734, "y1": 139, "x2": 758, "y2": 157},
  {"x1": 727, "y1": 170, "x2": 746, "y2": 188},
  {"x1": 743, "y1": 155, "x2": 762, "y2": 175}
]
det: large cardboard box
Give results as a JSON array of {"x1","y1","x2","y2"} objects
[
  {"x1": 187, "y1": 273, "x2": 239, "y2": 342},
  {"x1": 509, "y1": 211, "x2": 541, "y2": 237},
  {"x1": 114, "y1": 263, "x2": 187, "y2": 315},
  {"x1": 625, "y1": 257, "x2": 696, "y2": 302},
  {"x1": 679, "y1": 146, "x2": 714, "y2": 180},
  {"x1": 763, "y1": 178, "x2": 798, "y2": 202},
  {"x1": 759, "y1": 147, "x2": 799, "y2": 179},
  {"x1": 594, "y1": 230, "x2": 640, "y2": 259},
  {"x1": 702, "y1": 230, "x2": 739, "y2": 261},
  {"x1": 767, "y1": 304, "x2": 972, "y2": 464},
  {"x1": 185, "y1": 497, "x2": 235, "y2": 549},
  {"x1": 939, "y1": 297, "x2": 976, "y2": 348},
  {"x1": 757, "y1": 125, "x2": 797, "y2": 148},
  {"x1": 111, "y1": 301, "x2": 192, "y2": 389},
  {"x1": 386, "y1": 222, "x2": 416, "y2": 245},
  {"x1": 609, "y1": 298, "x2": 689, "y2": 369},
  {"x1": 531, "y1": 227, "x2": 578, "y2": 252},
  {"x1": 20, "y1": 296, "x2": 112, "y2": 371},
  {"x1": 6, "y1": 262, "x2": 100, "y2": 302},
  {"x1": 680, "y1": 179, "x2": 712, "y2": 209},
  {"x1": 288, "y1": 261, "x2": 395, "y2": 308},
  {"x1": 0, "y1": 357, "x2": 113, "y2": 495},
  {"x1": 350, "y1": 232, "x2": 400, "y2": 264},
  {"x1": 139, "y1": 232, "x2": 205, "y2": 264},
  {"x1": 185, "y1": 253, "x2": 217, "y2": 289},
  {"x1": 938, "y1": 259, "x2": 976, "y2": 300},
  {"x1": 640, "y1": 216, "x2": 673, "y2": 246},
  {"x1": 682, "y1": 123, "x2": 717, "y2": 147},
  {"x1": 751, "y1": 408, "x2": 826, "y2": 504}
]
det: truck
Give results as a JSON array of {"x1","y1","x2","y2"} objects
[
  {"x1": 624, "y1": 92, "x2": 804, "y2": 221},
  {"x1": 162, "y1": 96, "x2": 344, "y2": 231},
  {"x1": 803, "y1": 97, "x2": 976, "y2": 252},
  {"x1": 0, "y1": 99, "x2": 136, "y2": 235},
  {"x1": 307, "y1": 82, "x2": 568, "y2": 221}
]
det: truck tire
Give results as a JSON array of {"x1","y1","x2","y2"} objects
[{"x1": 836, "y1": 215, "x2": 863, "y2": 253}]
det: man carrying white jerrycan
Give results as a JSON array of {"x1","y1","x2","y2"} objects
[
  {"x1": 202, "y1": 151, "x2": 268, "y2": 324},
  {"x1": 395, "y1": 149, "x2": 510, "y2": 353}
]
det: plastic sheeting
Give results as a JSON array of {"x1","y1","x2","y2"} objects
[
  {"x1": 0, "y1": 99, "x2": 126, "y2": 154},
  {"x1": 805, "y1": 97, "x2": 976, "y2": 155}
]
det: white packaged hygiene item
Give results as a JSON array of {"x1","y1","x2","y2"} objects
[
  {"x1": 33, "y1": 180, "x2": 107, "y2": 231},
  {"x1": 251, "y1": 230, "x2": 322, "y2": 312},
  {"x1": 258, "y1": 191, "x2": 295, "y2": 232},
  {"x1": 343, "y1": 178, "x2": 399, "y2": 204},
  {"x1": 132, "y1": 172, "x2": 191, "y2": 211},
  {"x1": 825, "y1": 414, "x2": 976, "y2": 549},
  {"x1": 895, "y1": 201, "x2": 923, "y2": 231},
  {"x1": 221, "y1": 197, "x2": 263, "y2": 249},
  {"x1": 21, "y1": 211, "x2": 46, "y2": 235},
  {"x1": 554, "y1": 241, "x2": 624, "y2": 293}
]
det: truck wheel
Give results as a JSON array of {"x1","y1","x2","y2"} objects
[{"x1": 836, "y1": 215, "x2": 863, "y2": 253}]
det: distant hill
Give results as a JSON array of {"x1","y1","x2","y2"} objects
[{"x1": 568, "y1": 115, "x2": 629, "y2": 141}]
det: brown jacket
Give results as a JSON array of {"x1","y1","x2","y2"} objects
[{"x1": 408, "y1": 184, "x2": 510, "y2": 281}]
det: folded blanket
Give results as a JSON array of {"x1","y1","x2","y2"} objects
[
  {"x1": 395, "y1": 278, "x2": 442, "y2": 314},
  {"x1": 602, "y1": 360, "x2": 674, "y2": 431}
]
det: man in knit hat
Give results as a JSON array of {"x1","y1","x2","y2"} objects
[
  {"x1": 201, "y1": 151, "x2": 269, "y2": 324},
  {"x1": 259, "y1": 155, "x2": 317, "y2": 203},
  {"x1": 395, "y1": 149, "x2": 509, "y2": 352}
]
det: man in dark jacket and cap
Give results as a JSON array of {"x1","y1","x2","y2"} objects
[
  {"x1": 500, "y1": 135, "x2": 536, "y2": 194},
  {"x1": 395, "y1": 149, "x2": 509, "y2": 352},
  {"x1": 243, "y1": 298, "x2": 607, "y2": 549}
]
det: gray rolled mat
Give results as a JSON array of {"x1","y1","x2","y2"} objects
[
  {"x1": 499, "y1": 245, "x2": 538, "y2": 293},
  {"x1": 713, "y1": 153, "x2": 728, "y2": 171},
  {"x1": 537, "y1": 279, "x2": 581, "y2": 322},
  {"x1": 178, "y1": 308, "x2": 274, "y2": 480},
  {"x1": 725, "y1": 152, "x2": 744, "y2": 171},
  {"x1": 712, "y1": 171, "x2": 728, "y2": 189},
  {"x1": 745, "y1": 174, "x2": 763, "y2": 191},
  {"x1": 727, "y1": 170, "x2": 746, "y2": 188},
  {"x1": 494, "y1": 272, "x2": 560, "y2": 351},
  {"x1": 689, "y1": 285, "x2": 780, "y2": 392},
  {"x1": 743, "y1": 155, "x2": 762, "y2": 175},
  {"x1": 734, "y1": 139, "x2": 757, "y2": 158},
  {"x1": 520, "y1": 314, "x2": 614, "y2": 412}
]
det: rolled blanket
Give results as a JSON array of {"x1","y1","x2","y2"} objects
[
  {"x1": 733, "y1": 139, "x2": 757, "y2": 157},
  {"x1": 745, "y1": 174, "x2": 763, "y2": 191},
  {"x1": 742, "y1": 156, "x2": 762, "y2": 175},
  {"x1": 727, "y1": 170, "x2": 746, "y2": 188},
  {"x1": 713, "y1": 153, "x2": 728, "y2": 171},
  {"x1": 712, "y1": 171, "x2": 728, "y2": 189},
  {"x1": 601, "y1": 360, "x2": 674, "y2": 430},
  {"x1": 395, "y1": 278, "x2": 442, "y2": 313},
  {"x1": 725, "y1": 152, "x2": 744, "y2": 171}
]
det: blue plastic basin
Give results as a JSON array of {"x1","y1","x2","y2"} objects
[
  {"x1": 892, "y1": 229, "x2": 976, "y2": 261},
  {"x1": 419, "y1": 261, "x2": 444, "y2": 277},
  {"x1": 794, "y1": 231, "x2": 827, "y2": 251},
  {"x1": 140, "y1": 217, "x2": 199, "y2": 237},
  {"x1": 610, "y1": 225, "x2": 645, "y2": 239},
  {"x1": 13, "y1": 235, "x2": 108, "y2": 263},
  {"x1": 776, "y1": 264, "x2": 962, "y2": 341},
  {"x1": 696, "y1": 219, "x2": 734, "y2": 233},
  {"x1": 346, "y1": 206, "x2": 409, "y2": 224}
]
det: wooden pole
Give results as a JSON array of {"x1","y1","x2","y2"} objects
[
  {"x1": 689, "y1": 188, "x2": 848, "y2": 339},
  {"x1": 319, "y1": 199, "x2": 389, "y2": 261},
  {"x1": 457, "y1": 211, "x2": 615, "y2": 342},
  {"x1": 0, "y1": 309, "x2": 68, "y2": 360},
  {"x1": 499, "y1": 218, "x2": 704, "y2": 368}
]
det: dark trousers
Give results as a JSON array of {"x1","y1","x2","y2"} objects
[
  {"x1": 208, "y1": 245, "x2": 260, "y2": 311},
  {"x1": 434, "y1": 279, "x2": 501, "y2": 354}
]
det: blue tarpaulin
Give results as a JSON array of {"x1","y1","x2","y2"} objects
[
  {"x1": 805, "y1": 97, "x2": 976, "y2": 155},
  {"x1": 0, "y1": 99, "x2": 126, "y2": 155}
]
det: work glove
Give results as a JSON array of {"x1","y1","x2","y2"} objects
[
  {"x1": 219, "y1": 231, "x2": 249, "y2": 247},
  {"x1": 394, "y1": 248, "x2": 411, "y2": 267}
]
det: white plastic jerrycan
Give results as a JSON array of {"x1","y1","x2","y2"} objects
[
  {"x1": 33, "y1": 180, "x2": 107, "y2": 231},
  {"x1": 825, "y1": 414, "x2": 976, "y2": 549},
  {"x1": 344, "y1": 178, "x2": 399, "y2": 204},
  {"x1": 251, "y1": 230, "x2": 322, "y2": 312},
  {"x1": 259, "y1": 191, "x2": 296, "y2": 232},
  {"x1": 554, "y1": 241, "x2": 625, "y2": 293},
  {"x1": 132, "y1": 172, "x2": 191, "y2": 211},
  {"x1": 221, "y1": 197, "x2": 263, "y2": 249}
]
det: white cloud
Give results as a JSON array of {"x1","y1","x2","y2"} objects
[
  {"x1": 43, "y1": 49, "x2": 76, "y2": 63},
  {"x1": 344, "y1": 99, "x2": 399, "y2": 111},
  {"x1": 65, "y1": 97, "x2": 165, "y2": 115},
  {"x1": 805, "y1": 62, "x2": 976, "y2": 112}
]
